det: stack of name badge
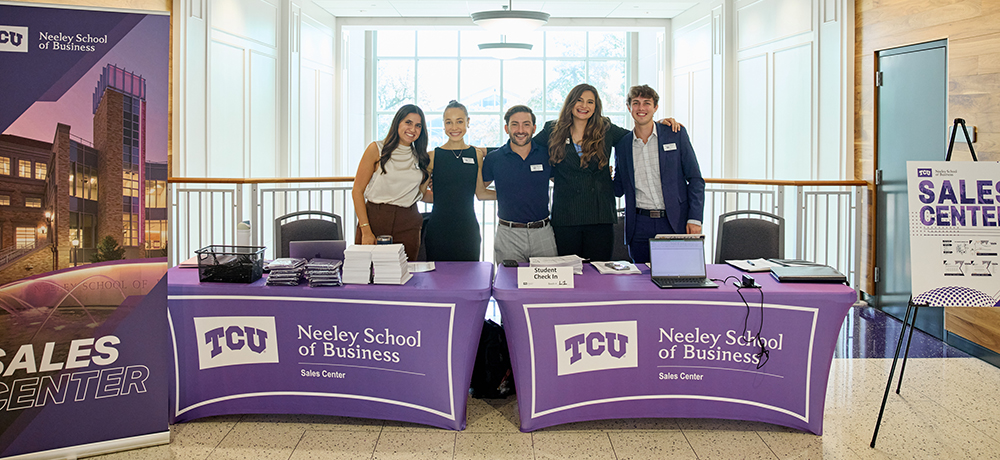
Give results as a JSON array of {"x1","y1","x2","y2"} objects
[
  {"x1": 265, "y1": 258, "x2": 306, "y2": 286},
  {"x1": 342, "y1": 244, "x2": 376, "y2": 284},
  {"x1": 371, "y1": 243, "x2": 412, "y2": 285},
  {"x1": 304, "y1": 258, "x2": 343, "y2": 287}
]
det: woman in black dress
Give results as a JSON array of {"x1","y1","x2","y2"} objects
[{"x1": 423, "y1": 100, "x2": 495, "y2": 261}]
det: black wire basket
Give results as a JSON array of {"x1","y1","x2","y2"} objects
[{"x1": 195, "y1": 245, "x2": 266, "y2": 283}]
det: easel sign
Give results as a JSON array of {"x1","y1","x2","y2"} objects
[{"x1": 906, "y1": 160, "x2": 1000, "y2": 306}]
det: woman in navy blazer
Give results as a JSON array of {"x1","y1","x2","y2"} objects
[{"x1": 536, "y1": 83, "x2": 682, "y2": 261}]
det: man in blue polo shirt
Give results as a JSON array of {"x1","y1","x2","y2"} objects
[{"x1": 482, "y1": 105, "x2": 557, "y2": 263}]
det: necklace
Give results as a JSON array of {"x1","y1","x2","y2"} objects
[{"x1": 444, "y1": 147, "x2": 465, "y2": 160}]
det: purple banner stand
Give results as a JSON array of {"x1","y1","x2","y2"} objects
[
  {"x1": 493, "y1": 264, "x2": 856, "y2": 434},
  {"x1": 166, "y1": 262, "x2": 492, "y2": 430},
  {"x1": 1, "y1": 261, "x2": 169, "y2": 459}
]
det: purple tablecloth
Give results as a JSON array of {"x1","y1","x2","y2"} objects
[
  {"x1": 167, "y1": 262, "x2": 493, "y2": 430},
  {"x1": 493, "y1": 264, "x2": 856, "y2": 433}
]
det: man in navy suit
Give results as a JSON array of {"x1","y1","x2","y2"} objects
[{"x1": 613, "y1": 85, "x2": 705, "y2": 264}]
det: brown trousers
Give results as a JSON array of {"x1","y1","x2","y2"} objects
[{"x1": 356, "y1": 202, "x2": 422, "y2": 261}]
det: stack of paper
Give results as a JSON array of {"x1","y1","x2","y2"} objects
[
  {"x1": 342, "y1": 245, "x2": 376, "y2": 284},
  {"x1": 304, "y1": 258, "x2": 343, "y2": 287},
  {"x1": 725, "y1": 258, "x2": 782, "y2": 272},
  {"x1": 266, "y1": 258, "x2": 306, "y2": 286},
  {"x1": 530, "y1": 255, "x2": 584, "y2": 275},
  {"x1": 371, "y1": 244, "x2": 412, "y2": 285}
]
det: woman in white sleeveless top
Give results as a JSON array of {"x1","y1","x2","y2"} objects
[{"x1": 351, "y1": 104, "x2": 431, "y2": 261}]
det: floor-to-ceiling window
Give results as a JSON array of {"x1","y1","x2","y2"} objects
[{"x1": 373, "y1": 30, "x2": 631, "y2": 147}]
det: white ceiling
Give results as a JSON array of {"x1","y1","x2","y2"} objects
[{"x1": 313, "y1": 1, "x2": 699, "y2": 19}]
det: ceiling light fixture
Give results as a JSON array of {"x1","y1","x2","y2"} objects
[
  {"x1": 478, "y1": 38, "x2": 532, "y2": 59},
  {"x1": 471, "y1": 1, "x2": 549, "y2": 33}
]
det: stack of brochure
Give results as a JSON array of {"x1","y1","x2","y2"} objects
[
  {"x1": 530, "y1": 255, "x2": 584, "y2": 275},
  {"x1": 304, "y1": 258, "x2": 343, "y2": 287},
  {"x1": 372, "y1": 244, "x2": 412, "y2": 285},
  {"x1": 265, "y1": 258, "x2": 306, "y2": 286},
  {"x1": 342, "y1": 245, "x2": 376, "y2": 284}
]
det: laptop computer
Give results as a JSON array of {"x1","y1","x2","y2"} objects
[
  {"x1": 289, "y1": 240, "x2": 347, "y2": 261},
  {"x1": 770, "y1": 264, "x2": 847, "y2": 283},
  {"x1": 649, "y1": 234, "x2": 718, "y2": 289}
]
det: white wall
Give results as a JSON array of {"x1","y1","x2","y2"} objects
[
  {"x1": 173, "y1": 0, "x2": 337, "y2": 179},
  {"x1": 671, "y1": 0, "x2": 852, "y2": 181}
]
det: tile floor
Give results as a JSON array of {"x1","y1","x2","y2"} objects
[{"x1": 91, "y1": 307, "x2": 1000, "y2": 460}]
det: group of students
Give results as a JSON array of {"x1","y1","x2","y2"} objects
[{"x1": 351, "y1": 83, "x2": 706, "y2": 265}]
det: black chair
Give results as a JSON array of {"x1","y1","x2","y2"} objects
[
  {"x1": 416, "y1": 211, "x2": 432, "y2": 262},
  {"x1": 611, "y1": 208, "x2": 631, "y2": 261},
  {"x1": 713, "y1": 210, "x2": 784, "y2": 264},
  {"x1": 273, "y1": 211, "x2": 344, "y2": 259}
]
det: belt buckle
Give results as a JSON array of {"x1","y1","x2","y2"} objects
[{"x1": 649, "y1": 210, "x2": 664, "y2": 218}]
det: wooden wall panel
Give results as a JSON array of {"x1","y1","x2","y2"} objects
[
  {"x1": 946, "y1": 308, "x2": 1000, "y2": 354},
  {"x1": 857, "y1": 0, "x2": 1000, "y2": 174},
  {"x1": 856, "y1": 0, "x2": 1000, "y2": 353}
]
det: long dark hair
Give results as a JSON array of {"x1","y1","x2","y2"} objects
[
  {"x1": 548, "y1": 83, "x2": 610, "y2": 168},
  {"x1": 380, "y1": 104, "x2": 430, "y2": 183}
]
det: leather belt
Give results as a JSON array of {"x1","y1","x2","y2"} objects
[
  {"x1": 499, "y1": 218, "x2": 550, "y2": 229},
  {"x1": 636, "y1": 208, "x2": 667, "y2": 218}
]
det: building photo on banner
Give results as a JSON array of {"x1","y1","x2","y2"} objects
[{"x1": 0, "y1": 1, "x2": 170, "y2": 458}]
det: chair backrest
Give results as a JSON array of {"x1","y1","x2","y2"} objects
[
  {"x1": 611, "y1": 208, "x2": 630, "y2": 261},
  {"x1": 714, "y1": 210, "x2": 784, "y2": 264},
  {"x1": 273, "y1": 211, "x2": 344, "y2": 259}
]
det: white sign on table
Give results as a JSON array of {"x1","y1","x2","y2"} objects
[{"x1": 518, "y1": 266, "x2": 574, "y2": 289}]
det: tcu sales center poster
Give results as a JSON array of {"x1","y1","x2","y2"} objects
[
  {"x1": 907, "y1": 161, "x2": 1000, "y2": 307},
  {"x1": 0, "y1": 2, "x2": 170, "y2": 458}
]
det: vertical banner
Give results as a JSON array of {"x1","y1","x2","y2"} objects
[
  {"x1": 1, "y1": 1, "x2": 170, "y2": 458},
  {"x1": 907, "y1": 161, "x2": 1000, "y2": 306}
]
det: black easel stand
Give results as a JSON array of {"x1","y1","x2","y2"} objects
[
  {"x1": 870, "y1": 297, "x2": 927, "y2": 448},
  {"x1": 870, "y1": 117, "x2": 979, "y2": 448},
  {"x1": 945, "y1": 118, "x2": 978, "y2": 161}
]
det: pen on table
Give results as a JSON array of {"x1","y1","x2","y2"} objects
[{"x1": 746, "y1": 260, "x2": 755, "y2": 266}]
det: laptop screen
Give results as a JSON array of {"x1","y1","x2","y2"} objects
[{"x1": 650, "y1": 237, "x2": 707, "y2": 278}]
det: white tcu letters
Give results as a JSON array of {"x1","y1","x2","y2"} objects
[
  {"x1": 553, "y1": 321, "x2": 638, "y2": 376},
  {"x1": 194, "y1": 316, "x2": 279, "y2": 370}
]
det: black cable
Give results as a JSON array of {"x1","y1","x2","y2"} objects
[{"x1": 714, "y1": 276, "x2": 768, "y2": 369}]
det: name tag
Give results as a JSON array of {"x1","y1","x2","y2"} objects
[
  {"x1": 530, "y1": 164, "x2": 544, "y2": 172},
  {"x1": 462, "y1": 156, "x2": 475, "y2": 164},
  {"x1": 663, "y1": 143, "x2": 677, "y2": 151},
  {"x1": 518, "y1": 266, "x2": 573, "y2": 289}
]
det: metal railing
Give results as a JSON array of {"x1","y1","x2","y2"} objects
[
  {"x1": 0, "y1": 242, "x2": 37, "y2": 268},
  {"x1": 169, "y1": 177, "x2": 868, "y2": 292}
]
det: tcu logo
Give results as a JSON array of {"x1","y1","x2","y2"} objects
[
  {"x1": 0, "y1": 26, "x2": 28, "y2": 53},
  {"x1": 193, "y1": 316, "x2": 279, "y2": 370},
  {"x1": 205, "y1": 325, "x2": 268, "y2": 357},
  {"x1": 553, "y1": 321, "x2": 638, "y2": 376},
  {"x1": 917, "y1": 168, "x2": 932, "y2": 177},
  {"x1": 565, "y1": 332, "x2": 628, "y2": 364}
]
